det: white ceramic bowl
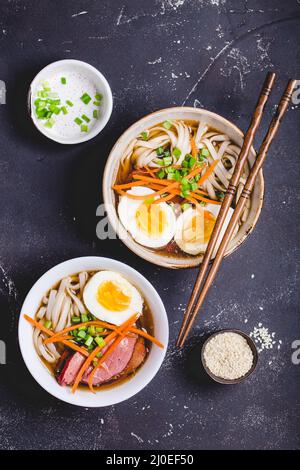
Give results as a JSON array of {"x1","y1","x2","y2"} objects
[
  {"x1": 103, "y1": 107, "x2": 264, "y2": 268},
  {"x1": 18, "y1": 257, "x2": 169, "y2": 407},
  {"x1": 28, "y1": 59, "x2": 113, "y2": 144}
]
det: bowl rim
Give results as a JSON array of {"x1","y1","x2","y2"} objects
[
  {"x1": 28, "y1": 59, "x2": 113, "y2": 145},
  {"x1": 18, "y1": 256, "x2": 169, "y2": 407},
  {"x1": 201, "y1": 328, "x2": 258, "y2": 384},
  {"x1": 103, "y1": 106, "x2": 264, "y2": 269}
]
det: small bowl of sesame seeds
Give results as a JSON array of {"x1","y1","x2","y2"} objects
[{"x1": 201, "y1": 329, "x2": 258, "y2": 384}]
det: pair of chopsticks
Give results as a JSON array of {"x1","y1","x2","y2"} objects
[{"x1": 177, "y1": 73, "x2": 296, "y2": 348}]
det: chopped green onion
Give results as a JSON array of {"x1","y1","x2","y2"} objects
[
  {"x1": 190, "y1": 182, "x2": 198, "y2": 191},
  {"x1": 95, "y1": 327, "x2": 104, "y2": 333},
  {"x1": 66, "y1": 100, "x2": 74, "y2": 107},
  {"x1": 61, "y1": 106, "x2": 68, "y2": 115},
  {"x1": 44, "y1": 320, "x2": 52, "y2": 329},
  {"x1": 88, "y1": 326, "x2": 96, "y2": 336},
  {"x1": 85, "y1": 335, "x2": 94, "y2": 347},
  {"x1": 181, "y1": 189, "x2": 190, "y2": 198},
  {"x1": 95, "y1": 93, "x2": 103, "y2": 100},
  {"x1": 93, "y1": 100, "x2": 101, "y2": 106},
  {"x1": 155, "y1": 159, "x2": 165, "y2": 166},
  {"x1": 61, "y1": 77, "x2": 67, "y2": 85},
  {"x1": 195, "y1": 174, "x2": 200, "y2": 182},
  {"x1": 182, "y1": 160, "x2": 189, "y2": 168},
  {"x1": 93, "y1": 109, "x2": 99, "y2": 119},
  {"x1": 144, "y1": 196, "x2": 155, "y2": 204},
  {"x1": 167, "y1": 173, "x2": 176, "y2": 180},
  {"x1": 44, "y1": 118, "x2": 55, "y2": 128},
  {"x1": 93, "y1": 359, "x2": 98, "y2": 367},
  {"x1": 157, "y1": 169, "x2": 166, "y2": 179},
  {"x1": 51, "y1": 99, "x2": 61, "y2": 105},
  {"x1": 95, "y1": 336, "x2": 105, "y2": 347},
  {"x1": 156, "y1": 147, "x2": 164, "y2": 156},
  {"x1": 189, "y1": 157, "x2": 196, "y2": 168},
  {"x1": 71, "y1": 316, "x2": 81, "y2": 324},
  {"x1": 163, "y1": 156, "x2": 172, "y2": 166},
  {"x1": 96, "y1": 351, "x2": 103, "y2": 358},
  {"x1": 173, "y1": 147, "x2": 181, "y2": 158},
  {"x1": 81, "y1": 124, "x2": 88, "y2": 132},
  {"x1": 78, "y1": 325, "x2": 87, "y2": 331},
  {"x1": 77, "y1": 330, "x2": 87, "y2": 339},
  {"x1": 81, "y1": 93, "x2": 92, "y2": 104},
  {"x1": 201, "y1": 148, "x2": 210, "y2": 157},
  {"x1": 81, "y1": 114, "x2": 91, "y2": 123},
  {"x1": 164, "y1": 150, "x2": 171, "y2": 158},
  {"x1": 181, "y1": 177, "x2": 189, "y2": 186},
  {"x1": 163, "y1": 120, "x2": 173, "y2": 130},
  {"x1": 81, "y1": 313, "x2": 89, "y2": 323},
  {"x1": 181, "y1": 203, "x2": 191, "y2": 211},
  {"x1": 141, "y1": 131, "x2": 148, "y2": 141},
  {"x1": 74, "y1": 117, "x2": 83, "y2": 125}
]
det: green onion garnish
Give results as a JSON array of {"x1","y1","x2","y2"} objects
[
  {"x1": 95, "y1": 93, "x2": 103, "y2": 100},
  {"x1": 181, "y1": 203, "x2": 191, "y2": 211},
  {"x1": 85, "y1": 335, "x2": 94, "y2": 347},
  {"x1": 173, "y1": 147, "x2": 181, "y2": 158},
  {"x1": 144, "y1": 196, "x2": 155, "y2": 204},
  {"x1": 44, "y1": 320, "x2": 52, "y2": 329},
  {"x1": 156, "y1": 147, "x2": 164, "y2": 156},
  {"x1": 71, "y1": 316, "x2": 81, "y2": 324},
  {"x1": 190, "y1": 182, "x2": 198, "y2": 191},
  {"x1": 61, "y1": 106, "x2": 68, "y2": 115},
  {"x1": 141, "y1": 131, "x2": 148, "y2": 141},
  {"x1": 81, "y1": 114, "x2": 91, "y2": 123},
  {"x1": 201, "y1": 148, "x2": 210, "y2": 157},
  {"x1": 163, "y1": 120, "x2": 173, "y2": 130},
  {"x1": 157, "y1": 169, "x2": 166, "y2": 179},
  {"x1": 93, "y1": 109, "x2": 98, "y2": 119},
  {"x1": 163, "y1": 156, "x2": 172, "y2": 166},
  {"x1": 81, "y1": 124, "x2": 88, "y2": 132},
  {"x1": 66, "y1": 100, "x2": 74, "y2": 107},
  {"x1": 61, "y1": 77, "x2": 67, "y2": 85},
  {"x1": 93, "y1": 100, "x2": 101, "y2": 106},
  {"x1": 80, "y1": 93, "x2": 92, "y2": 104},
  {"x1": 77, "y1": 330, "x2": 87, "y2": 339},
  {"x1": 44, "y1": 118, "x2": 55, "y2": 128},
  {"x1": 95, "y1": 336, "x2": 105, "y2": 347},
  {"x1": 81, "y1": 313, "x2": 89, "y2": 323},
  {"x1": 189, "y1": 157, "x2": 196, "y2": 168},
  {"x1": 74, "y1": 117, "x2": 83, "y2": 125}
]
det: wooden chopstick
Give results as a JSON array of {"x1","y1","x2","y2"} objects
[
  {"x1": 176, "y1": 72, "x2": 276, "y2": 347},
  {"x1": 177, "y1": 78, "x2": 296, "y2": 348}
]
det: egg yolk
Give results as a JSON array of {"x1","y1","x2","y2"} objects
[
  {"x1": 97, "y1": 281, "x2": 131, "y2": 312},
  {"x1": 183, "y1": 211, "x2": 216, "y2": 243},
  {"x1": 135, "y1": 203, "x2": 167, "y2": 237}
]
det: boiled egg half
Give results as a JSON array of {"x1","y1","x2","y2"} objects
[
  {"x1": 118, "y1": 186, "x2": 177, "y2": 248},
  {"x1": 174, "y1": 204, "x2": 235, "y2": 256},
  {"x1": 83, "y1": 271, "x2": 143, "y2": 326}
]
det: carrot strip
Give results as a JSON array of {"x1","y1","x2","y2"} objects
[
  {"x1": 197, "y1": 159, "x2": 220, "y2": 185},
  {"x1": 72, "y1": 313, "x2": 138, "y2": 394},
  {"x1": 190, "y1": 137, "x2": 198, "y2": 158},
  {"x1": 23, "y1": 315, "x2": 89, "y2": 357},
  {"x1": 131, "y1": 174, "x2": 174, "y2": 186},
  {"x1": 117, "y1": 180, "x2": 180, "y2": 200},
  {"x1": 190, "y1": 192, "x2": 221, "y2": 205},
  {"x1": 145, "y1": 165, "x2": 156, "y2": 178},
  {"x1": 112, "y1": 180, "x2": 146, "y2": 190},
  {"x1": 152, "y1": 193, "x2": 177, "y2": 204},
  {"x1": 129, "y1": 327, "x2": 164, "y2": 348}
]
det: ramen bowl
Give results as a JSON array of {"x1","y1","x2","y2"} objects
[
  {"x1": 103, "y1": 107, "x2": 264, "y2": 269},
  {"x1": 18, "y1": 256, "x2": 169, "y2": 407}
]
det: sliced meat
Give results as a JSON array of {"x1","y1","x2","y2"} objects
[
  {"x1": 57, "y1": 351, "x2": 85, "y2": 386},
  {"x1": 122, "y1": 336, "x2": 146, "y2": 375},
  {"x1": 81, "y1": 335, "x2": 137, "y2": 386}
]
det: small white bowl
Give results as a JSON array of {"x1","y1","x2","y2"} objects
[
  {"x1": 18, "y1": 257, "x2": 169, "y2": 407},
  {"x1": 28, "y1": 59, "x2": 113, "y2": 144}
]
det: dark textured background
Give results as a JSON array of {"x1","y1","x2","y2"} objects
[{"x1": 0, "y1": 0, "x2": 299, "y2": 450}]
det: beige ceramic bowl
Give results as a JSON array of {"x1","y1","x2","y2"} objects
[{"x1": 103, "y1": 107, "x2": 264, "y2": 269}]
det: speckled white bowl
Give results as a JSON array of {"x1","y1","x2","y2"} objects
[
  {"x1": 28, "y1": 59, "x2": 113, "y2": 144},
  {"x1": 18, "y1": 257, "x2": 169, "y2": 407},
  {"x1": 103, "y1": 107, "x2": 264, "y2": 268}
]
